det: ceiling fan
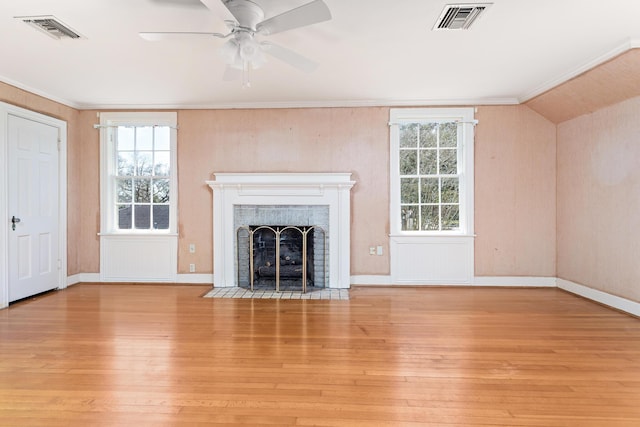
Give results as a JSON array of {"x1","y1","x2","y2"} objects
[{"x1": 140, "y1": 0, "x2": 332, "y2": 87}]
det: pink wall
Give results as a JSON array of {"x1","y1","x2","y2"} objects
[
  {"x1": 176, "y1": 108, "x2": 390, "y2": 276},
  {"x1": 4, "y1": 79, "x2": 640, "y2": 305},
  {"x1": 1, "y1": 80, "x2": 560, "y2": 281},
  {"x1": 557, "y1": 96, "x2": 640, "y2": 302},
  {"x1": 76, "y1": 111, "x2": 101, "y2": 273},
  {"x1": 475, "y1": 106, "x2": 557, "y2": 277}
]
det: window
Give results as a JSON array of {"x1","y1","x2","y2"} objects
[
  {"x1": 390, "y1": 108, "x2": 474, "y2": 235},
  {"x1": 99, "y1": 112, "x2": 177, "y2": 234}
]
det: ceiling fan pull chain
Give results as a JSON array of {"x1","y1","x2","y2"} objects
[{"x1": 242, "y1": 61, "x2": 251, "y2": 88}]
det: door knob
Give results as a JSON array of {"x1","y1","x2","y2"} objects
[{"x1": 11, "y1": 215, "x2": 20, "y2": 231}]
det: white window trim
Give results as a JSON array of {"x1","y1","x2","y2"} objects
[
  {"x1": 389, "y1": 107, "x2": 475, "y2": 237},
  {"x1": 99, "y1": 112, "x2": 178, "y2": 235}
]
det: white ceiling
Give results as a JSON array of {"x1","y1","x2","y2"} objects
[{"x1": 1, "y1": 0, "x2": 640, "y2": 109}]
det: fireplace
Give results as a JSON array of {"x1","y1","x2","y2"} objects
[{"x1": 207, "y1": 173, "x2": 355, "y2": 289}]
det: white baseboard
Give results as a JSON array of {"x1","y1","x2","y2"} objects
[
  {"x1": 67, "y1": 273, "x2": 213, "y2": 285},
  {"x1": 350, "y1": 275, "x2": 392, "y2": 285},
  {"x1": 474, "y1": 276, "x2": 557, "y2": 287},
  {"x1": 176, "y1": 274, "x2": 214, "y2": 284},
  {"x1": 557, "y1": 278, "x2": 640, "y2": 317},
  {"x1": 66, "y1": 273, "x2": 100, "y2": 286},
  {"x1": 63, "y1": 273, "x2": 638, "y2": 317},
  {"x1": 351, "y1": 275, "x2": 557, "y2": 287}
]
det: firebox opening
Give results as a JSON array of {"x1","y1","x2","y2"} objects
[
  {"x1": 252, "y1": 226, "x2": 314, "y2": 286},
  {"x1": 237, "y1": 223, "x2": 327, "y2": 292}
]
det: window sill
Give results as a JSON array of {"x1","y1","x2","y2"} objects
[
  {"x1": 98, "y1": 232, "x2": 178, "y2": 237},
  {"x1": 389, "y1": 233, "x2": 476, "y2": 238}
]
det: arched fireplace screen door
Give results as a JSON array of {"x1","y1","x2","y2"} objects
[{"x1": 237, "y1": 225, "x2": 327, "y2": 293}]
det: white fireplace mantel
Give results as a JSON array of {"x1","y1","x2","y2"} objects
[{"x1": 206, "y1": 173, "x2": 355, "y2": 289}]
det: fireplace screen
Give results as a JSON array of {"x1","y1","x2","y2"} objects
[{"x1": 237, "y1": 225, "x2": 326, "y2": 292}]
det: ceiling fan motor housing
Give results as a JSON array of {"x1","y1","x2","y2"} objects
[{"x1": 226, "y1": 0, "x2": 265, "y2": 30}]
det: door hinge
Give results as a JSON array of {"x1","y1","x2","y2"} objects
[
  {"x1": 58, "y1": 259, "x2": 62, "y2": 270},
  {"x1": 57, "y1": 139, "x2": 61, "y2": 151}
]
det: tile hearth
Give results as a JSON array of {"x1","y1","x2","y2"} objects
[{"x1": 203, "y1": 287, "x2": 349, "y2": 300}]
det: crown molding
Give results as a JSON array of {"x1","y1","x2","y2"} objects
[
  {"x1": 0, "y1": 75, "x2": 81, "y2": 109},
  {"x1": 76, "y1": 97, "x2": 520, "y2": 111}
]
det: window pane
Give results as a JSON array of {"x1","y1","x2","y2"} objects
[
  {"x1": 399, "y1": 124, "x2": 418, "y2": 148},
  {"x1": 117, "y1": 127, "x2": 134, "y2": 150},
  {"x1": 419, "y1": 123, "x2": 437, "y2": 148},
  {"x1": 136, "y1": 151, "x2": 153, "y2": 176},
  {"x1": 441, "y1": 178, "x2": 459, "y2": 203},
  {"x1": 154, "y1": 151, "x2": 170, "y2": 176},
  {"x1": 118, "y1": 205, "x2": 132, "y2": 229},
  {"x1": 439, "y1": 149, "x2": 457, "y2": 175},
  {"x1": 153, "y1": 179, "x2": 170, "y2": 203},
  {"x1": 419, "y1": 149, "x2": 437, "y2": 175},
  {"x1": 440, "y1": 122, "x2": 458, "y2": 147},
  {"x1": 117, "y1": 152, "x2": 135, "y2": 176},
  {"x1": 154, "y1": 127, "x2": 170, "y2": 151},
  {"x1": 401, "y1": 206, "x2": 419, "y2": 231},
  {"x1": 153, "y1": 205, "x2": 170, "y2": 229},
  {"x1": 134, "y1": 178, "x2": 151, "y2": 203},
  {"x1": 116, "y1": 179, "x2": 132, "y2": 203},
  {"x1": 421, "y1": 205, "x2": 439, "y2": 231},
  {"x1": 135, "y1": 205, "x2": 151, "y2": 229},
  {"x1": 421, "y1": 178, "x2": 439, "y2": 204},
  {"x1": 401, "y1": 178, "x2": 419, "y2": 203},
  {"x1": 441, "y1": 205, "x2": 460, "y2": 230},
  {"x1": 399, "y1": 150, "x2": 417, "y2": 175},
  {"x1": 136, "y1": 127, "x2": 153, "y2": 150}
]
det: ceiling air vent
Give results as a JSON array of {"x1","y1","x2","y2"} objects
[
  {"x1": 17, "y1": 15, "x2": 83, "y2": 39},
  {"x1": 433, "y1": 3, "x2": 492, "y2": 30}
]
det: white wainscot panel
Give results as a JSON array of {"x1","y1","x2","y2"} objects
[
  {"x1": 390, "y1": 236, "x2": 474, "y2": 284},
  {"x1": 100, "y1": 235, "x2": 177, "y2": 282}
]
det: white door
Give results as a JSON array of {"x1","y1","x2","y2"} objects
[{"x1": 8, "y1": 114, "x2": 60, "y2": 302}]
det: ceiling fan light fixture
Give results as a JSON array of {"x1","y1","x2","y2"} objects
[
  {"x1": 237, "y1": 32, "x2": 264, "y2": 65},
  {"x1": 221, "y1": 32, "x2": 266, "y2": 70}
]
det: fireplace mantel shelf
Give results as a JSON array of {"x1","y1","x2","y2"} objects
[
  {"x1": 206, "y1": 173, "x2": 355, "y2": 187},
  {"x1": 207, "y1": 173, "x2": 355, "y2": 289}
]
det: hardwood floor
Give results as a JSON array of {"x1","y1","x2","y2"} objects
[{"x1": 1, "y1": 284, "x2": 640, "y2": 426}]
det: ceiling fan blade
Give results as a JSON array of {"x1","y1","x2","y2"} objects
[
  {"x1": 256, "y1": 0, "x2": 331, "y2": 36},
  {"x1": 199, "y1": 0, "x2": 237, "y2": 24},
  {"x1": 139, "y1": 31, "x2": 225, "y2": 41},
  {"x1": 261, "y1": 42, "x2": 318, "y2": 73}
]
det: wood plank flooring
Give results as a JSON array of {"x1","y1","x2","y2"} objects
[{"x1": 1, "y1": 284, "x2": 640, "y2": 426}]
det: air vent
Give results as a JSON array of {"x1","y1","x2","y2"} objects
[
  {"x1": 17, "y1": 15, "x2": 83, "y2": 39},
  {"x1": 433, "y1": 3, "x2": 492, "y2": 30}
]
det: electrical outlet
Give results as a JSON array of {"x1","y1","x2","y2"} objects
[
  {"x1": 189, "y1": 263, "x2": 196, "y2": 273},
  {"x1": 189, "y1": 244, "x2": 196, "y2": 253},
  {"x1": 377, "y1": 245, "x2": 383, "y2": 256},
  {"x1": 369, "y1": 247, "x2": 376, "y2": 255}
]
